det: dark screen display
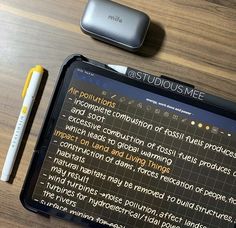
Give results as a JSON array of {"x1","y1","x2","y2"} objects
[{"x1": 32, "y1": 68, "x2": 236, "y2": 228}]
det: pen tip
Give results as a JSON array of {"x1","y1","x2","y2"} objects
[{"x1": 34, "y1": 65, "x2": 44, "y2": 74}]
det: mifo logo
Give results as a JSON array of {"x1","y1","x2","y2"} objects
[{"x1": 107, "y1": 15, "x2": 123, "y2": 23}]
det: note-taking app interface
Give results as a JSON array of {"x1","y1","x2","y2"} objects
[{"x1": 32, "y1": 68, "x2": 236, "y2": 228}]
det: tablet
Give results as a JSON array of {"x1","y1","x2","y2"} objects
[{"x1": 20, "y1": 55, "x2": 236, "y2": 228}]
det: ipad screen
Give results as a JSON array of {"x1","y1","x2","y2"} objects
[{"x1": 32, "y1": 68, "x2": 236, "y2": 228}]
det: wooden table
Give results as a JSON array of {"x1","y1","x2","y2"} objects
[{"x1": 0, "y1": 0, "x2": 235, "y2": 227}]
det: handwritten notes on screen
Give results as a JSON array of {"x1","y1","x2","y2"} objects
[{"x1": 32, "y1": 69, "x2": 236, "y2": 228}]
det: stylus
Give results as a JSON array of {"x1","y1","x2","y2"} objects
[
  {"x1": 107, "y1": 64, "x2": 236, "y2": 114},
  {"x1": 1, "y1": 65, "x2": 44, "y2": 182}
]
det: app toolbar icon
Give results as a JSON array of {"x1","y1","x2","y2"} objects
[
  {"x1": 198, "y1": 123, "x2": 203, "y2": 128},
  {"x1": 128, "y1": 100, "x2": 135, "y2": 105},
  {"x1": 102, "y1": 91, "x2": 107, "y2": 96},
  {"x1": 191, "y1": 121, "x2": 195, "y2": 126},
  {"x1": 172, "y1": 114, "x2": 178, "y2": 120},
  {"x1": 211, "y1": 127, "x2": 219, "y2": 134},
  {"x1": 163, "y1": 112, "x2": 169, "y2": 117},
  {"x1": 137, "y1": 103, "x2": 143, "y2": 108},
  {"x1": 146, "y1": 105, "x2": 151, "y2": 111},
  {"x1": 119, "y1": 97, "x2": 126, "y2": 102},
  {"x1": 155, "y1": 109, "x2": 160, "y2": 114}
]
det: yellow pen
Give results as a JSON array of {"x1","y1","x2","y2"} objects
[{"x1": 1, "y1": 65, "x2": 44, "y2": 182}]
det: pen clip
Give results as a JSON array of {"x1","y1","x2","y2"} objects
[{"x1": 22, "y1": 68, "x2": 34, "y2": 98}]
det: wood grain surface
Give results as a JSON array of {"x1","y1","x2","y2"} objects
[{"x1": 0, "y1": 0, "x2": 235, "y2": 227}]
